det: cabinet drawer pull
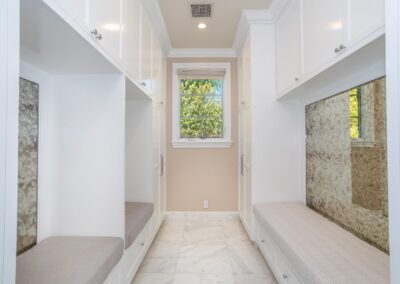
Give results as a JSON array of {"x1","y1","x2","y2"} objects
[
  {"x1": 140, "y1": 242, "x2": 145, "y2": 246},
  {"x1": 282, "y1": 274, "x2": 288, "y2": 280},
  {"x1": 90, "y1": 29, "x2": 98, "y2": 35},
  {"x1": 334, "y1": 46, "x2": 341, "y2": 53},
  {"x1": 95, "y1": 34, "x2": 102, "y2": 40},
  {"x1": 141, "y1": 82, "x2": 147, "y2": 87},
  {"x1": 294, "y1": 77, "x2": 299, "y2": 82},
  {"x1": 261, "y1": 239, "x2": 265, "y2": 243},
  {"x1": 339, "y1": 44, "x2": 346, "y2": 50}
]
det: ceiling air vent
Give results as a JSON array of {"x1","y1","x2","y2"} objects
[{"x1": 191, "y1": 4, "x2": 212, "y2": 18}]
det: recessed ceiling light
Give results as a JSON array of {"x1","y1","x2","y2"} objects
[{"x1": 198, "y1": 23, "x2": 207, "y2": 29}]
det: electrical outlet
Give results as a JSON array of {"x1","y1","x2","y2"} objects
[{"x1": 203, "y1": 200, "x2": 209, "y2": 209}]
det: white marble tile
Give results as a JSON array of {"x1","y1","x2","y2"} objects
[
  {"x1": 183, "y1": 224, "x2": 225, "y2": 245},
  {"x1": 179, "y1": 245, "x2": 229, "y2": 258},
  {"x1": 176, "y1": 254, "x2": 232, "y2": 274},
  {"x1": 229, "y1": 244, "x2": 273, "y2": 275},
  {"x1": 166, "y1": 212, "x2": 239, "y2": 221},
  {"x1": 173, "y1": 274, "x2": 201, "y2": 284},
  {"x1": 146, "y1": 240, "x2": 181, "y2": 258},
  {"x1": 132, "y1": 273, "x2": 174, "y2": 284},
  {"x1": 139, "y1": 258, "x2": 177, "y2": 273},
  {"x1": 233, "y1": 274, "x2": 278, "y2": 284},
  {"x1": 201, "y1": 274, "x2": 235, "y2": 284}
]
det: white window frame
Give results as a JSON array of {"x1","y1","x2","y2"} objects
[{"x1": 172, "y1": 62, "x2": 232, "y2": 148}]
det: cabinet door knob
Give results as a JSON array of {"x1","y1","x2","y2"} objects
[
  {"x1": 141, "y1": 82, "x2": 147, "y2": 87},
  {"x1": 294, "y1": 77, "x2": 299, "y2": 82},
  {"x1": 140, "y1": 242, "x2": 145, "y2": 246},
  {"x1": 334, "y1": 46, "x2": 341, "y2": 53},
  {"x1": 261, "y1": 239, "x2": 265, "y2": 243},
  {"x1": 282, "y1": 274, "x2": 288, "y2": 279},
  {"x1": 90, "y1": 29, "x2": 98, "y2": 35},
  {"x1": 95, "y1": 34, "x2": 102, "y2": 40},
  {"x1": 339, "y1": 44, "x2": 346, "y2": 50}
]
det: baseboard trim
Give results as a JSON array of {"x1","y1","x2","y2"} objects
[{"x1": 165, "y1": 211, "x2": 239, "y2": 221}]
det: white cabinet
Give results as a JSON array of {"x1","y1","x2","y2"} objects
[
  {"x1": 277, "y1": 0, "x2": 385, "y2": 98},
  {"x1": 50, "y1": 0, "x2": 89, "y2": 29},
  {"x1": 302, "y1": 0, "x2": 347, "y2": 74},
  {"x1": 140, "y1": 7, "x2": 153, "y2": 93},
  {"x1": 89, "y1": 0, "x2": 123, "y2": 62},
  {"x1": 276, "y1": 0, "x2": 302, "y2": 94},
  {"x1": 125, "y1": 0, "x2": 141, "y2": 81},
  {"x1": 347, "y1": 0, "x2": 385, "y2": 45}
]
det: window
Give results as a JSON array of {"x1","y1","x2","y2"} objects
[
  {"x1": 349, "y1": 87, "x2": 362, "y2": 139},
  {"x1": 172, "y1": 63, "x2": 232, "y2": 148}
]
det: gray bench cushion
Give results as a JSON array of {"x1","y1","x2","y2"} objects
[
  {"x1": 16, "y1": 236, "x2": 124, "y2": 284},
  {"x1": 125, "y1": 202, "x2": 154, "y2": 249},
  {"x1": 254, "y1": 202, "x2": 390, "y2": 284}
]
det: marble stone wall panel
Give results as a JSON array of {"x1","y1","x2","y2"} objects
[{"x1": 17, "y1": 78, "x2": 39, "y2": 254}]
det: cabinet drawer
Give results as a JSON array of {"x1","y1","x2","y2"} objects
[
  {"x1": 124, "y1": 221, "x2": 150, "y2": 276},
  {"x1": 275, "y1": 252, "x2": 301, "y2": 284},
  {"x1": 257, "y1": 222, "x2": 275, "y2": 263}
]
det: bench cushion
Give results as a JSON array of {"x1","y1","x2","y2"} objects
[
  {"x1": 254, "y1": 202, "x2": 390, "y2": 284},
  {"x1": 125, "y1": 202, "x2": 154, "y2": 249},
  {"x1": 16, "y1": 236, "x2": 124, "y2": 284}
]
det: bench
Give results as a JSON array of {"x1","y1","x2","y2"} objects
[
  {"x1": 125, "y1": 202, "x2": 154, "y2": 249},
  {"x1": 16, "y1": 236, "x2": 124, "y2": 284},
  {"x1": 254, "y1": 202, "x2": 390, "y2": 284}
]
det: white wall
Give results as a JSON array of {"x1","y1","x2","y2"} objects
[
  {"x1": 20, "y1": 62, "x2": 58, "y2": 242},
  {"x1": 386, "y1": 0, "x2": 400, "y2": 282},
  {"x1": 54, "y1": 74, "x2": 125, "y2": 238},
  {"x1": 0, "y1": 0, "x2": 19, "y2": 282},
  {"x1": 125, "y1": 100, "x2": 153, "y2": 203}
]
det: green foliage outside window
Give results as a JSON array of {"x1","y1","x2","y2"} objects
[
  {"x1": 349, "y1": 87, "x2": 361, "y2": 139},
  {"x1": 180, "y1": 79, "x2": 223, "y2": 138}
]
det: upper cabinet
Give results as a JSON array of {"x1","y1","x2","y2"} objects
[
  {"x1": 125, "y1": 0, "x2": 141, "y2": 82},
  {"x1": 276, "y1": 0, "x2": 385, "y2": 97},
  {"x1": 51, "y1": 0, "x2": 89, "y2": 29},
  {"x1": 140, "y1": 7, "x2": 154, "y2": 94},
  {"x1": 302, "y1": 0, "x2": 347, "y2": 75},
  {"x1": 89, "y1": 0, "x2": 124, "y2": 62},
  {"x1": 347, "y1": 0, "x2": 385, "y2": 45},
  {"x1": 276, "y1": 0, "x2": 302, "y2": 94}
]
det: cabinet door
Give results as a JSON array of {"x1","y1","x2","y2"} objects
[
  {"x1": 89, "y1": 0, "x2": 123, "y2": 62},
  {"x1": 347, "y1": 0, "x2": 384, "y2": 45},
  {"x1": 302, "y1": 0, "x2": 347, "y2": 74},
  {"x1": 51, "y1": 0, "x2": 89, "y2": 29},
  {"x1": 125, "y1": 0, "x2": 141, "y2": 81},
  {"x1": 140, "y1": 6, "x2": 153, "y2": 93},
  {"x1": 276, "y1": 0, "x2": 301, "y2": 94}
]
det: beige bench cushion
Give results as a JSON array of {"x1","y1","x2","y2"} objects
[
  {"x1": 125, "y1": 202, "x2": 154, "y2": 249},
  {"x1": 254, "y1": 202, "x2": 390, "y2": 284},
  {"x1": 16, "y1": 236, "x2": 124, "y2": 284}
]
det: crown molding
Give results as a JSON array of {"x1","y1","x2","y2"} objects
[
  {"x1": 232, "y1": 0, "x2": 287, "y2": 54},
  {"x1": 141, "y1": 0, "x2": 172, "y2": 56},
  {"x1": 168, "y1": 48, "x2": 238, "y2": 58}
]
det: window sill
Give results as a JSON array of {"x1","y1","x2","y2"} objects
[{"x1": 172, "y1": 140, "x2": 233, "y2": 149}]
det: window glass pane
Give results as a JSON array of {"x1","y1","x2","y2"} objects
[
  {"x1": 349, "y1": 88, "x2": 361, "y2": 139},
  {"x1": 180, "y1": 79, "x2": 224, "y2": 139}
]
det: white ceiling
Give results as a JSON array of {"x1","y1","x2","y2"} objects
[{"x1": 158, "y1": 0, "x2": 272, "y2": 49}]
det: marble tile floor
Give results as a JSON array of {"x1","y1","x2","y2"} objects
[{"x1": 132, "y1": 219, "x2": 277, "y2": 284}]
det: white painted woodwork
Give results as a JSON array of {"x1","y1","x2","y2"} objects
[
  {"x1": 125, "y1": 0, "x2": 141, "y2": 82},
  {"x1": 347, "y1": 0, "x2": 385, "y2": 46},
  {"x1": 0, "y1": 0, "x2": 19, "y2": 282},
  {"x1": 89, "y1": 0, "x2": 124, "y2": 62},
  {"x1": 140, "y1": 6, "x2": 153, "y2": 94},
  {"x1": 276, "y1": 0, "x2": 301, "y2": 93},
  {"x1": 302, "y1": 0, "x2": 347, "y2": 75},
  {"x1": 386, "y1": 0, "x2": 400, "y2": 282},
  {"x1": 238, "y1": 21, "x2": 303, "y2": 240},
  {"x1": 50, "y1": 0, "x2": 89, "y2": 29}
]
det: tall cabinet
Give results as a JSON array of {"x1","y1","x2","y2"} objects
[{"x1": 237, "y1": 13, "x2": 303, "y2": 239}]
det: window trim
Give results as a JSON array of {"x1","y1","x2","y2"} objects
[{"x1": 172, "y1": 62, "x2": 232, "y2": 148}]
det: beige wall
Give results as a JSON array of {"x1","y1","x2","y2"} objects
[{"x1": 166, "y1": 58, "x2": 238, "y2": 211}]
